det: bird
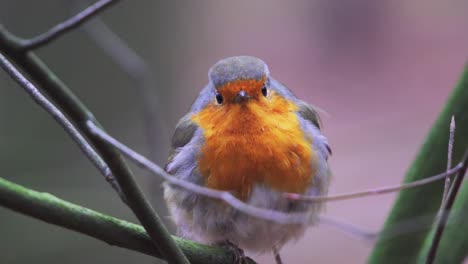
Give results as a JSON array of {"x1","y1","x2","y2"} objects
[{"x1": 164, "y1": 56, "x2": 331, "y2": 262}]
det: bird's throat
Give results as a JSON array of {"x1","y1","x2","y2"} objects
[{"x1": 191, "y1": 92, "x2": 315, "y2": 200}]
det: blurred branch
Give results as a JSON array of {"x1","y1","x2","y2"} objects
[
  {"x1": 319, "y1": 215, "x2": 378, "y2": 241},
  {"x1": 285, "y1": 164, "x2": 463, "y2": 202},
  {"x1": 0, "y1": 177, "x2": 254, "y2": 264},
  {"x1": 322, "y1": 206, "x2": 468, "y2": 246},
  {"x1": 20, "y1": 0, "x2": 120, "y2": 51},
  {"x1": 71, "y1": 0, "x2": 168, "y2": 161},
  {"x1": 0, "y1": 51, "x2": 125, "y2": 203},
  {"x1": 0, "y1": 10, "x2": 189, "y2": 264}
]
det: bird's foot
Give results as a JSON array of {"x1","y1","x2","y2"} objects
[{"x1": 216, "y1": 240, "x2": 252, "y2": 264}]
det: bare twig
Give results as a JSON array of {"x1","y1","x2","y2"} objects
[
  {"x1": 87, "y1": 119, "x2": 466, "y2": 227},
  {"x1": 425, "y1": 149, "x2": 468, "y2": 263},
  {"x1": 86, "y1": 114, "x2": 465, "y2": 223},
  {"x1": 441, "y1": 116, "x2": 455, "y2": 205},
  {"x1": 0, "y1": 51, "x2": 126, "y2": 202},
  {"x1": 0, "y1": 177, "x2": 256, "y2": 264},
  {"x1": 285, "y1": 164, "x2": 463, "y2": 202},
  {"x1": 0, "y1": 171, "x2": 463, "y2": 264},
  {"x1": 20, "y1": 0, "x2": 120, "y2": 50},
  {"x1": 87, "y1": 120, "x2": 313, "y2": 225}
]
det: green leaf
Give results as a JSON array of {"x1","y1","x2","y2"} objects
[
  {"x1": 368, "y1": 65, "x2": 468, "y2": 263},
  {"x1": 427, "y1": 179, "x2": 468, "y2": 263}
]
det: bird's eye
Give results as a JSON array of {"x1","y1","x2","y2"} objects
[
  {"x1": 261, "y1": 85, "x2": 268, "y2": 96},
  {"x1": 215, "y1": 92, "x2": 223, "y2": 104}
]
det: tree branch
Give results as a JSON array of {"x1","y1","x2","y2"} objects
[
  {"x1": 20, "y1": 0, "x2": 121, "y2": 51},
  {"x1": 0, "y1": 24, "x2": 189, "y2": 263},
  {"x1": 0, "y1": 51, "x2": 125, "y2": 203},
  {"x1": 0, "y1": 177, "x2": 255, "y2": 264},
  {"x1": 71, "y1": 0, "x2": 168, "y2": 162},
  {"x1": 425, "y1": 150, "x2": 468, "y2": 263}
]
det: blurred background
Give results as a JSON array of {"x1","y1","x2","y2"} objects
[{"x1": 1, "y1": 0, "x2": 467, "y2": 263}]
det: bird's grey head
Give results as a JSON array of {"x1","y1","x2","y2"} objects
[{"x1": 208, "y1": 56, "x2": 270, "y2": 89}]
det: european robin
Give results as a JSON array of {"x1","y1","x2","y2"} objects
[{"x1": 164, "y1": 56, "x2": 331, "y2": 259}]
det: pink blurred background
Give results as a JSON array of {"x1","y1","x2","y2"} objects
[{"x1": 168, "y1": 1, "x2": 468, "y2": 263}]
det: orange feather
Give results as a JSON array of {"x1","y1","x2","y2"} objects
[{"x1": 192, "y1": 79, "x2": 315, "y2": 200}]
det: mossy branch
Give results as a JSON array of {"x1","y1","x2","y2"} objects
[
  {"x1": 0, "y1": 2, "x2": 190, "y2": 262},
  {"x1": 0, "y1": 177, "x2": 250, "y2": 264}
]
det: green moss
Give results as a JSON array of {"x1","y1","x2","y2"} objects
[{"x1": 0, "y1": 177, "x2": 251, "y2": 264}]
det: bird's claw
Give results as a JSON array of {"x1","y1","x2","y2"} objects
[{"x1": 217, "y1": 240, "x2": 252, "y2": 264}]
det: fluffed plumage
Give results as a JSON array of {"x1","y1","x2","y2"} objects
[{"x1": 164, "y1": 56, "x2": 331, "y2": 252}]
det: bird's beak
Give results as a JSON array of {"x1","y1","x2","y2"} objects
[{"x1": 235, "y1": 90, "x2": 249, "y2": 103}]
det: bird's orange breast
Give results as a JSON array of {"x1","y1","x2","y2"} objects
[{"x1": 191, "y1": 90, "x2": 315, "y2": 200}]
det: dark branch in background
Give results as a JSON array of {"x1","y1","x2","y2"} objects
[
  {"x1": 425, "y1": 150, "x2": 468, "y2": 263},
  {"x1": 0, "y1": 177, "x2": 254, "y2": 264},
  {"x1": 19, "y1": 0, "x2": 120, "y2": 50},
  {"x1": 0, "y1": 2, "x2": 190, "y2": 263},
  {"x1": 0, "y1": 51, "x2": 125, "y2": 203},
  {"x1": 71, "y1": 0, "x2": 168, "y2": 162}
]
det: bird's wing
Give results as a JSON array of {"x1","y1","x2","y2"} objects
[
  {"x1": 270, "y1": 79, "x2": 331, "y2": 156},
  {"x1": 296, "y1": 101, "x2": 332, "y2": 156},
  {"x1": 165, "y1": 113, "x2": 199, "y2": 173},
  {"x1": 297, "y1": 101, "x2": 323, "y2": 131}
]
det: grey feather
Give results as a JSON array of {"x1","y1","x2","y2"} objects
[
  {"x1": 171, "y1": 114, "x2": 198, "y2": 149},
  {"x1": 208, "y1": 56, "x2": 269, "y2": 88}
]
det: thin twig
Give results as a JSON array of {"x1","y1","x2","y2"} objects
[
  {"x1": 0, "y1": 51, "x2": 126, "y2": 202},
  {"x1": 441, "y1": 116, "x2": 455, "y2": 205},
  {"x1": 425, "y1": 149, "x2": 468, "y2": 263},
  {"x1": 20, "y1": 0, "x2": 120, "y2": 50},
  {"x1": 0, "y1": 172, "x2": 463, "y2": 264},
  {"x1": 87, "y1": 120, "x2": 313, "y2": 225},
  {"x1": 87, "y1": 120, "x2": 466, "y2": 226},
  {"x1": 0, "y1": 177, "x2": 256, "y2": 264},
  {"x1": 285, "y1": 164, "x2": 463, "y2": 202}
]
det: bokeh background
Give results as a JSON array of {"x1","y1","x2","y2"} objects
[{"x1": 1, "y1": 1, "x2": 468, "y2": 263}]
